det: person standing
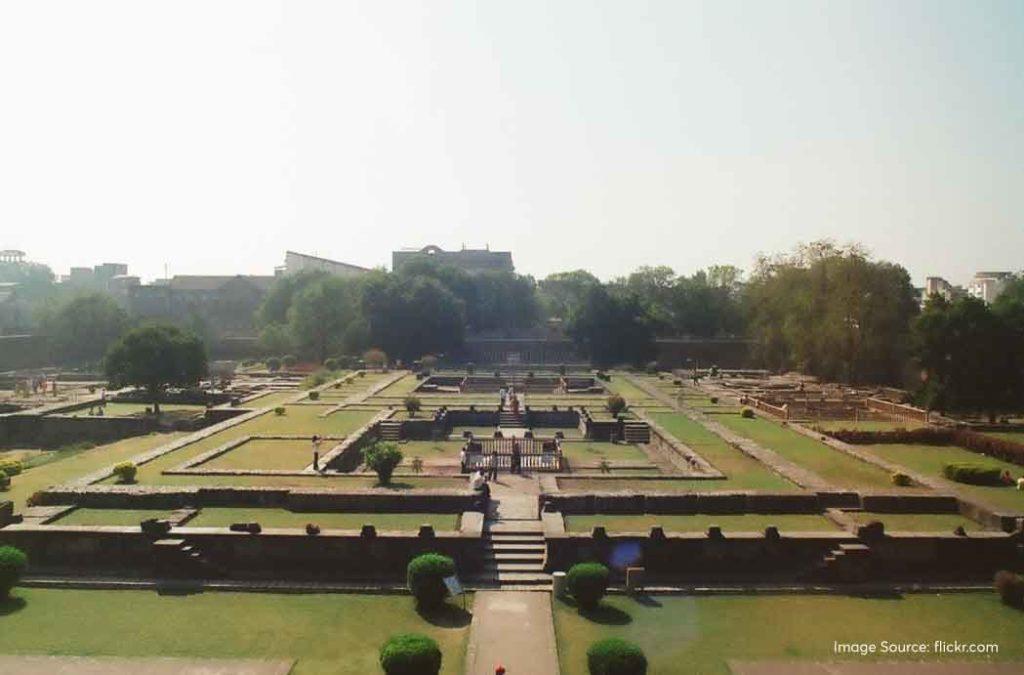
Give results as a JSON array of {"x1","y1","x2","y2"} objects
[
  {"x1": 511, "y1": 439, "x2": 521, "y2": 475},
  {"x1": 487, "y1": 449, "x2": 499, "y2": 482},
  {"x1": 311, "y1": 434, "x2": 322, "y2": 471}
]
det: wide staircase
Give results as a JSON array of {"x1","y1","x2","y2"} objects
[
  {"x1": 498, "y1": 409, "x2": 526, "y2": 428},
  {"x1": 622, "y1": 420, "x2": 651, "y2": 443},
  {"x1": 152, "y1": 538, "x2": 217, "y2": 577},
  {"x1": 468, "y1": 494, "x2": 551, "y2": 591},
  {"x1": 379, "y1": 420, "x2": 402, "y2": 441},
  {"x1": 818, "y1": 542, "x2": 872, "y2": 582}
]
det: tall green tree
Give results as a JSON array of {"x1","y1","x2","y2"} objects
[
  {"x1": 37, "y1": 292, "x2": 130, "y2": 365},
  {"x1": 104, "y1": 324, "x2": 208, "y2": 413},
  {"x1": 361, "y1": 273, "x2": 465, "y2": 362},
  {"x1": 538, "y1": 270, "x2": 601, "y2": 321},
  {"x1": 566, "y1": 285, "x2": 655, "y2": 367},
  {"x1": 287, "y1": 276, "x2": 361, "y2": 362}
]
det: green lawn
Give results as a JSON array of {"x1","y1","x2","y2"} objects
[
  {"x1": 202, "y1": 439, "x2": 315, "y2": 471},
  {"x1": 603, "y1": 376, "x2": 660, "y2": 405},
  {"x1": 650, "y1": 413, "x2": 799, "y2": 492},
  {"x1": 2, "y1": 432, "x2": 186, "y2": 508},
  {"x1": 985, "y1": 431, "x2": 1024, "y2": 444},
  {"x1": 560, "y1": 442, "x2": 650, "y2": 464},
  {"x1": 715, "y1": 415, "x2": 901, "y2": 490},
  {"x1": 846, "y1": 511, "x2": 986, "y2": 532},
  {"x1": 862, "y1": 443, "x2": 1024, "y2": 513},
  {"x1": 553, "y1": 593, "x2": 1024, "y2": 675},
  {"x1": 186, "y1": 508, "x2": 459, "y2": 531},
  {"x1": 557, "y1": 477, "x2": 767, "y2": 493},
  {"x1": 52, "y1": 508, "x2": 174, "y2": 526},
  {"x1": 812, "y1": 419, "x2": 924, "y2": 432},
  {"x1": 564, "y1": 513, "x2": 838, "y2": 533},
  {"x1": 373, "y1": 373, "x2": 423, "y2": 396},
  {"x1": 397, "y1": 440, "x2": 466, "y2": 461},
  {"x1": 0, "y1": 588, "x2": 471, "y2": 675},
  {"x1": 92, "y1": 402, "x2": 206, "y2": 418}
]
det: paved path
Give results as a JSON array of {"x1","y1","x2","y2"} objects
[
  {"x1": 465, "y1": 591, "x2": 560, "y2": 675},
  {"x1": 0, "y1": 656, "x2": 293, "y2": 675},
  {"x1": 730, "y1": 662, "x2": 1024, "y2": 675}
]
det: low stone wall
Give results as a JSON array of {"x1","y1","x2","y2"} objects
[
  {"x1": 33, "y1": 485, "x2": 480, "y2": 512},
  {"x1": 0, "y1": 413, "x2": 156, "y2": 447},
  {"x1": 866, "y1": 397, "x2": 930, "y2": 424},
  {"x1": 446, "y1": 409, "x2": 499, "y2": 427},
  {"x1": 545, "y1": 529, "x2": 1020, "y2": 581},
  {"x1": 0, "y1": 524, "x2": 484, "y2": 580},
  {"x1": 0, "y1": 500, "x2": 12, "y2": 527}
]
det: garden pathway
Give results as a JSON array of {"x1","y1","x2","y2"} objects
[{"x1": 464, "y1": 591, "x2": 560, "y2": 675}]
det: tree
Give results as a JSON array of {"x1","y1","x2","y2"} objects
[
  {"x1": 363, "y1": 441, "x2": 403, "y2": 485},
  {"x1": 257, "y1": 270, "x2": 328, "y2": 327},
  {"x1": 37, "y1": 292, "x2": 130, "y2": 365},
  {"x1": 361, "y1": 274, "x2": 465, "y2": 362},
  {"x1": 538, "y1": 270, "x2": 601, "y2": 320},
  {"x1": 104, "y1": 324, "x2": 208, "y2": 414},
  {"x1": 364, "y1": 348, "x2": 387, "y2": 369},
  {"x1": 287, "y1": 276, "x2": 360, "y2": 362},
  {"x1": 566, "y1": 285, "x2": 655, "y2": 368},
  {"x1": 404, "y1": 395, "x2": 422, "y2": 417}
]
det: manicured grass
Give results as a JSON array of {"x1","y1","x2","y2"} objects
[
  {"x1": 3, "y1": 432, "x2": 186, "y2": 507},
  {"x1": 812, "y1": 419, "x2": 924, "y2": 432},
  {"x1": 650, "y1": 412, "x2": 799, "y2": 492},
  {"x1": 92, "y1": 402, "x2": 206, "y2": 417},
  {"x1": 187, "y1": 508, "x2": 459, "y2": 531},
  {"x1": 398, "y1": 440, "x2": 466, "y2": 461},
  {"x1": 557, "y1": 477, "x2": 765, "y2": 493},
  {"x1": 559, "y1": 442, "x2": 650, "y2": 464},
  {"x1": 52, "y1": 508, "x2": 174, "y2": 526},
  {"x1": 986, "y1": 431, "x2": 1024, "y2": 444},
  {"x1": 847, "y1": 511, "x2": 986, "y2": 532},
  {"x1": 715, "y1": 415, "x2": 900, "y2": 490},
  {"x1": 126, "y1": 408, "x2": 373, "y2": 484},
  {"x1": 373, "y1": 373, "x2": 423, "y2": 396},
  {"x1": 116, "y1": 473, "x2": 469, "y2": 490},
  {"x1": 0, "y1": 588, "x2": 471, "y2": 675},
  {"x1": 603, "y1": 375, "x2": 660, "y2": 405},
  {"x1": 203, "y1": 439, "x2": 315, "y2": 471},
  {"x1": 564, "y1": 513, "x2": 838, "y2": 533},
  {"x1": 553, "y1": 592, "x2": 1024, "y2": 675},
  {"x1": 862, "y1": 443, "x2": 1024, "y2": 513}
]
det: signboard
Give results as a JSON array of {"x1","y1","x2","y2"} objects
[{"x1": 443, "y1": 575, "x2": 463, "y2": 597}]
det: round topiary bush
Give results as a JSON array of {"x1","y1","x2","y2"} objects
[
  {"x1": 709, "y1": 396, "x2": 718, "y2": 404},
  {"x1": 282, "y1": 354, "x2": 298, "y2": 368},
  {"x1": 0, "y1": 545, "x2": 28, "y2": 598},
  {"x1": 587, "y1": 638, "x2": 648, "y2": 675},
  {"x1": 606, "y1": 394, "x2": 626, "y2": 416},
  {"x1": 890, "y1": 472, "x2": 912, "y2": 486},
  {"x1": 274, "y1": 406, "x2": 286, "y2": 416},
  {"x1": 407, "y1": 553, "x2": 455, "y2": 610},
  {"x1": 995, "y1": 570, "x2": 1024, "y2": 608},
  {"x1": 740, "y1": 407, "x2": 755, "y2": 419},
  {"x1": 308, "y1": 391, "x2": 320, "y2": 401},
  {"x1": 379, "y1": 633, "x2": 442, "y2": 675},
  {"x1": 112, "y1": 461, "x2": 137, "y2": 484},
  {"x1": 266, "y1": 356, "x2": 281, "y2": 372},
  {"x1": 566, "y1": 562, "x2": 610, "y2": 610}
]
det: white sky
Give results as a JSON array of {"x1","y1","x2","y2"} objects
[{"x1": 1, "y1": 1, "x2": 1021, "y2": 285}]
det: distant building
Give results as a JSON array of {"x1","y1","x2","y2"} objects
[
  {"x1": 920, "y1": 276, "x2": 963, "y2": 307},
  {"x1": 277, "y1": 250, "x2": 371, "y2": 278},
  {"x1": 392, "y1": 245, "x2": 514, "y2": 275},
  {"x1": 62, "y1": 261, "x2": 131, "y2": 292},
  {"x1": 0, "y1": 250, "x2": 26, "y2": 263},
  {"x1": 967, "y1": 271, "x2": 1013, "y2": 304},
  {"x1": 128, "y1": 275, "x2": 277, "y2": 337}
]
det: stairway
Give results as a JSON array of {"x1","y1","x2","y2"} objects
[
  {"x1": 622, "y1": 420, "x2": 651, "y2": 443},
  {"x1": 152, "y1": 538, "x2": 216, "y2": 577},
  {"x1": 499, "y1": 410, "x2": 526, "y2": 428},
  {"x1": 819, "y1": 542, "x2": 872, "y2": 582},
  {"x1": 379, "y1": 420, "x2": 402, "y2": 441},
  {"x1": 470, "y1": 521, "x2": 550, "y2": 590}
]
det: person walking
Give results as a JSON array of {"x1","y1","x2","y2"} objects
[
  {"x1": 487, "y1": 449, "x2": 499, "y2": 482},
  {"x1": 511, "y1": 439, "x2": 521, "y2": 475}
]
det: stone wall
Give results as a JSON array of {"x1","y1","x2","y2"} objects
[{"x1": 0, "y1": 413, "x2": 156, "y2": 447}]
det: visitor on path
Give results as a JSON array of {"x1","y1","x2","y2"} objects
[
  {"x1": 470, "y1": 469, "x2": 486, "y2": 491},
  {"x1": 459, "y1": 446, "x2": 467, "y2": 473},
  {"x1": 1017, "y1": 476, "x2": 1024, "y2": 491},
  {"x1": 487, "y1": 449, "x2": 499, "y2": 482},
  {"x1": 311, "y1": 435, "x2": 322, "y2": 471},
  {"x1": 511, "y1": 440, "x2": 521, "y2": 474}
]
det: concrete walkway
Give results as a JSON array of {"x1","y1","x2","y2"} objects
[{"x1": 465, "y1": 591, "x2": 560, "y2": 675}]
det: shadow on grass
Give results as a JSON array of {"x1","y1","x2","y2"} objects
[
  {"x1": 559, "y1": 596, "x2": 633, "y2": 625},
  {"x1": 842, "y1": 589, "x2": 904, "y2": 600},
  {"x1": 417, "y1": 602, "x2": 473, "y2": 628},
  {"x1": 0, "y1": 595, "x2": 27, "y2": 616},
  {"x1": 631, "y1": 594, "x2": 662, "y2": 608}
]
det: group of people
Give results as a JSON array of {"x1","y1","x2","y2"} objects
[{"x1": 499, "y1": 386, "x2": 521, "y2": 415}]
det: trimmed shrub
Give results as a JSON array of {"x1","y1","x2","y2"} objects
[
  {"x1": 323, "y1": 357, "x2": 339, "y2": 371},
  {"x1": 0, "y1": 545, "x2": 28, "y2": 598},
  {"x1": 112, "y1": 461, "x2": 137, "y2": 484},
  {"x1": 709, "y1": 396, "x2": 718, "y2": 404},
  {"x1": 0, "y1": 460, "x2": 22, "y2": 477},
  {"x1": 943, "y1": 462, "x2": 1003, "y2": 486},
  {"x1": 274, "y1": 406, "x2": 286, "y2": 416},
  {"x1": 566, "y1": 562, "x2": 610, "y2": 610},
  {"x1": 606, "y1": 394, "x2": 627, "y2": 416},
  {"x1": 890, "y1": 472, "x2": 912, "y2": 486},
  {"x1": 266, "y1": 356, "x2": 281, "y2": 372},
  {"x1": 308, "y1": 391, "x2": 320, "y2": 401},
  {"x1": 587, "y1": 638, "x2": 648, "y2": 675},
  {"x1": 282, "y1": 354, "x2": 298, "y2": 368},
  {"x1": 407, "y1": 553, "x2": 455, "y2": 610},
  {"x1": 420, "y1": 354, "x2": 438, "y2": 371},
  {"x1": 995, "y1": 570, "x2": 1024, "y2": 608},
  {"x1": 363, "y1": 441, "x2": 403, "y2": 485},
  {"x1": 404, "y1": 395, "x2": 422, "y2": 417},
  {"x1": 740, "y1": 407, "x2": 755, "y2": 419},
  {"x1": 380, "y1": 633, "x2": 442, "y2": 675},
  {"x1": 0, "y1": 475, "x2": 9, "y2": 491}
]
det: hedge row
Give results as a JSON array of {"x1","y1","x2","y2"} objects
[{"x1": 826, "y1": 427, "x2": 1024, "y2": 467}]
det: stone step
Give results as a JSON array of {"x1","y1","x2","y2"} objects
[
  {"x1": 485, "y1": 552, "x2": 545, "y2": 564},
  {"x1": 487, "y1": 542, "x2": 546, "y2": 552},
  {"x1": 485, "y1": 562, "x2": 546, "y2": 573},
  {"x1": 486, "y1": 520, "x2": 543, "y2": 533},
  {"x1": 152, "y1": 539, "x2": 186, "y2": 550},
  {"x1": 488, "y1": 534, "x2": 544, "y2": 544},
  {"x1": 839, "y1": 543, "x2": 871, "y2": 555},
  {"x1": 492, "y1": 572, "x2": 552, "y2": 584}
]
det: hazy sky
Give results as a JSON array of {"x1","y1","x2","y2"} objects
[{"x1": 1, "y1": 1, "x2": 1021, "y2": 285}]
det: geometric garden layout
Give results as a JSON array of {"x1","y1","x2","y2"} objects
[{"x1": 2, "y1": 366, "x2": 1023, "y2": 673}]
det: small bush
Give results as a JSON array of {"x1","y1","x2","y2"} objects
[
  {"x1": 112, "y1": 461, "x2": 137, "y2": 484},
  {"x1": 282, "y1": 354, "x2": 298, "y2": 368},
  {"x1": 0, "y1": 475, "x2": 9, "y2": 491},
  {"x1": 266, "y1": 357, "x2": 281, "y2": 372},
  {"x1": 323, "y1": 357, "x2": 339, "y2": 371},
  {"x1": 740, "y1": 407, "x2": 755, "y2": 419},
  {"x1": 404, "y1": 396, "x2": 422, "y2": 417},
  {"x1": 379, "y1": 633, "x2": 442, "y2": 675},
  {"x1": 309, "y1": 391, "x2": 322, "y2": 401},
  {"x1": 890, "y1": 472, "x2": 912, "y2": 486},
  {"x1": 943, "y1": 462, "x2": 1003, "y2": 486},
  {"x1": 0, "y1": 460, "x2": 22, "y2": 477},
  {"x1": 420, "y1": 354, "x2": 438, "y2": 371},
  {"x1": 0, "y1": 545, "x2": 28, "y2": 598},
  {"x1": 566, "y1": 562, "x2": 610, "y2": 610},
  {"x1": 407, "y1": 553, "x2": 455, "y2": 610},
  {"x1": 644, "y1": 361, "x2": 659, "y2": 374},
  {"x1": 709, "y1": 396, "x2": 718, "y2": 404},
  {"x1": 587, "y1": 637, "x2": 648, "y2": 675},
  {"x1": 364, "y1": 348, "x2": 387, "y2": 369},
  {"x1": 606, "y1": 394, "x2": 627, "y2": 416},
  {"x1": 363, "y1": 441, "x2": 403, "y2": 485},
  {"x1": 995, "y1": 570, "x2": 1024, "y2": 608}
]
